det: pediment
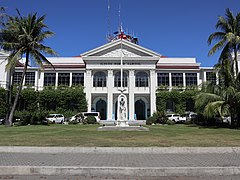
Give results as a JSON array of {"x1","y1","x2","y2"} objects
[
  {"x1": 81, "y1": 39, "x2": 161, "y2": 58},
  {"x1": 100, "y1": 48, "x2": 141, "y2": 57}
]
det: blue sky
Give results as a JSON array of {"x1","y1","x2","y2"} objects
[{"x1": 1, "y1": 0, "x2": 240, "y2": 67}]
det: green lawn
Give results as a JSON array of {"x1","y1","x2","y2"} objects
[{"x1": 0, "y1": 124, "x2": 240, "y2": 147}]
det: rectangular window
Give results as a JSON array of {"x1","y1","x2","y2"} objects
[
  {"x1": 185, "y1": 73, "x2": 197, "y2": 86},
  {"x1": 58, "y1": 73, "x2": 70, "y2": 86},
  {"x1": 72, "y1": 73, "x2": 84, "y2": 86},
  {"x1": 44, "y1": 73, "x2": 56, "y2": 86},
  {"x1": 25, "y1": 72, "x2": 35, "y2": 86},
  {"x1": 157, "y1": 73, "x2": 169, "y2": 86},
  {"x1": 13, "y1": 72, "x2": 22, "y2": 85},
  {"x1": 171, "y1": 73, "x2": 183, "y2": 87},
  {"x1": 206, "y1": 72, "x2": 216, "y2": 84}
]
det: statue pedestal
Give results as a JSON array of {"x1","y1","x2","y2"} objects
[
  {"x1": 116, "y1": 119, "x2": 129, "y2": 127},
  {"x1": 116, "y1": 93, "x2": 129, "y2": 127}
]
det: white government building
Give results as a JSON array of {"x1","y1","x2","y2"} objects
[{"x1": 0, "y1": 36, "x2": 233, "y2": 121}]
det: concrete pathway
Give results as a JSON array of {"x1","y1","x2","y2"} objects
[{"x1": 0, "y1": 147, "x2": 240, "y2": 179}]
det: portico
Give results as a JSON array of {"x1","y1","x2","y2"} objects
[{"x1": 81, "y1": 39, "x2": 159, "y2": 121}]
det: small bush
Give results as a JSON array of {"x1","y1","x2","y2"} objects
[
  {"x1": 146, "y1": 116, "x2": 155, "y2": 125},
  {"x1": 184, "y1": 119, "x2": 192, "y2": 125},
  {"x1": 14, "y1": 110, "x2": 31, "y2": 125},
  {"x1": 83, "y1": 116, "x2": 97, "y2": 124},
  {"x1": 166, "y1": 120, "x2": 175, "y2": 125},
  {"x1": 146, "y1": 111, "x2": 168, "y2": 125},
  {"x1": 69, "y1": 120, "x2": 79, "y2": 125}
]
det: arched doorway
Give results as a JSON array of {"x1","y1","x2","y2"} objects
[
  {"x1": 135, "y1": 99, "x2": 146, "y2": 120},
  {"x1": 96, "y1": 99, "x2": 107, "y2": 120},
  {"x1": 166, "y1": 99, "x2": 175, "y2": 113},
  {"x1": 186, "y1": 99, "x2": 195, "y2": 112}
]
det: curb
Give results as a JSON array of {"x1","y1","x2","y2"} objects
[
  {"x1": 0, "y1": 166, "x2": 240, "y2": 177},
  {"x1": 0, "y1": 146, "x2": 240, "y2": 154}
]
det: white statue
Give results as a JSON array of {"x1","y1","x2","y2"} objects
[
  {"x1": 119, "y1": 96, "x2": 127, "y2": 120},
  {"x1": 117, "y1": 93, "x2": 129, "y2": 126}
]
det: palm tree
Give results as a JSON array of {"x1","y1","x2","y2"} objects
[
  {"x1": 208, "y1": 8, "x2": 240, "y2": 76},
  {"x1": 0, "y1": 10, "x2": 57, "y2": 126},
  {"x1": 0, "y1": 7, "x2": 6, "y2": 27},
  {"x1": 195, "y1": 65, "x2": 240, "y2": 127}
]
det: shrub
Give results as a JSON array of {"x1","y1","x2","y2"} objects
[
  {"x1": 30, "y1": 111, "x2": 49, "y2": 125},
  {"x1": 14, "y1": 110, "x2": 32, "y2": 125},
  {"x1": 146, "y1": 111, "x2": 168, "y2": 125},
  {"x1": 166, "y1": 120, "x2": 175, "y2": 125},
  {"x1": 83, "y1": 116, "x2": 97, "y2": 124},
  {"x1": 68, "y1": 120, "x2": 79, "y2": 124},
  {"x1": 146, "y1": 116, "x2": 156, "y2": 125}
]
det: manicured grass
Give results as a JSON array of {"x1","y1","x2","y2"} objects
[{"x1": 0, "y1": 124, "x2": 240, "y2": 147}]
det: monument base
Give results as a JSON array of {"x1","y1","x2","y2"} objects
[
  {"x1": 97, "y1": 125, "x2": 149, "y2": 131},
  {"x1": 116, "y1": 119, "x2": 129, "y2": 127}
]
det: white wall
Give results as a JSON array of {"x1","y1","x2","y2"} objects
[{"x1": 0, "y1": 53, "x2": 8, "y2": 88}]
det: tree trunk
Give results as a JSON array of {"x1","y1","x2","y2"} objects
[
  {"x1": 5, "y1": 66, "x2": 14, "y2": 127},
  {"x1": 6, "y1": 51, "x2": 29, "y2": 127}
]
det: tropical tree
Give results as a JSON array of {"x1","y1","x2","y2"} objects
[
  {"x1": 208, "y1": 8, "x2": 240, "y2": 76},
  {"x1": 195, "y1": 81, "x2": 240, "y2": 127},
  {"x1": 196, "y1": 56, "x2": 240, "y2": 127},
  {"x1": 0, "y1": 7, "x2": 6, "y2": 27},
  {"x1": 0, "y1": 10, "x2": 57, "y2": 126}
]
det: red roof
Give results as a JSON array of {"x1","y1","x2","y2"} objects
[
  {"x1": 16, "y1": 61, "x2": 24, "y2": 67},
  {"x1": 44, "y1": 64, "x2": 85, "y2": 69},
  {"x1": 160, "y1": 55, "x2": 168, "y2": 58},
  {"x1": 156, "y1": 65, "x2": 199, "y2": 69}
]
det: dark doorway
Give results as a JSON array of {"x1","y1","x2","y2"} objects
[
  {"x1": 166, "y1": 99, "x2": 175, "y2": 112},
  {"x1": 96, "y1": 99, "x2": 107, "y2": 120},
  {"x1": 135, "y1": 99, "x2": 146, "y2": 120},
  {"x1": 186, "y1": 99, "x2": 195, "y2": 112}
]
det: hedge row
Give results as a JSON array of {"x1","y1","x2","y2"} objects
[{"x1": 0, "y1": 86, "x2": 87, "y2": 124}]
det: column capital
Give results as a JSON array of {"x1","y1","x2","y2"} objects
[
  {"x1": 86, "y1": 69, "x2": 92, "y2": 76},
  {"x1": 129, "y1": 70, "x2": 135, "y2": 76},
  {"x1": 108, "y1": 69, "x2": 113, "y2": 76}
]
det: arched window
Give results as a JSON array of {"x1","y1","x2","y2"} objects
[
  {"x1": 135, "y1": 71, "x2": 148, "y2": 87},
  {"x1": 186, "y1": 99, "x2": 195, "y2": 112},
  {"x1": 114, "y1": 71, "x2": 128, "y2": 87},
  {"x1": 93, "y1": 72, "x2": 106, "y2": 87},
  {"x1": 166, "y1": 99, "x2": 175, "y2": 113}
]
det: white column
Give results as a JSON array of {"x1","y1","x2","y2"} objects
[
  {"x1": 107, "y1": 70, "x2": 113, "y2": 120},
  {"x1": 169, "y1": 72, "x2": 172, "y2": 91},
  {"x1": 197, "y1": 72, "x2": 200, "y2": 89},
  {"x1": 129, "y1": 70, "x2": 135, "y2": 120},
  {"x1": 85, "y1": 70, "x2": 92, "y2": 112},
  {"x1": 183, "y1": 73, "x2": 186, "y2": 88},
  {"x1": 203, "y1": 71, "x2": 206, "y2": 82},
  {"x1": 69, "y1": 72, "x2": 72, "y2": 87},
  {"x1": 150, "y1": 70, "x2": 156, "y2": 116},
  {"x1": 55, "y1": 72, "x2": 58, "y2": 89},
  {"x1": 35, "y1": 70, "x2": 38, "y2": 91},
  {"x1": 216, "y1": 71, "x2": 219, "y2": 85},
  {"x1": 38, "y1": 71, "x2": 44, "y2": 91}
]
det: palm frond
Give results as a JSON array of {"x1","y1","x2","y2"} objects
[
  {"x1": 36, "y1": 44, "x2": 58, "y2": 56},
  {"x1": 33, "y1": 50, "x2": 55, "y2": 70},
  {"x1": 204, "y1": 100, "x2": 225, "y2": 118},
  {"x1": 207, "y1": 32, "x2": 225, "y2": 45},
  {"x1": 5, "y1": 48, "x2": 23, "y2": 70},
  {"x1": 195, "y1": 92, "x2": 223, "y2": 111},
  {"x1": 208, "y1": 39, "x2": 227, "y2": 56}
]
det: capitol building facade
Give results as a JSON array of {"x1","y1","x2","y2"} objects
[{"x1": 0, "y1": 38, "x2": 220, "y2": 121}]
